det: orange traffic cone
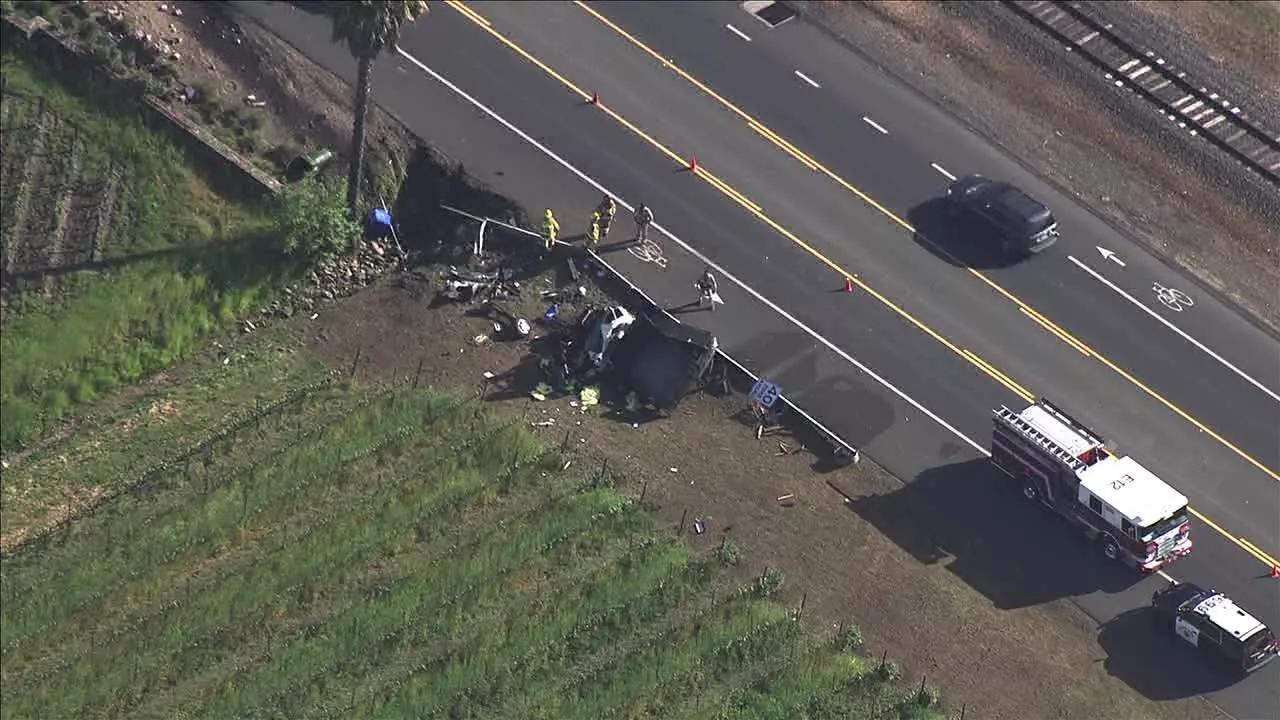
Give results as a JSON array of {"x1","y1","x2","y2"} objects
[
  {"x1": 687, "y1": 155, "x2": 699, "y2": 172},
  {"x1": 589, "y1": 91, "x2": 599, "y2": 105},
  {"x1": 843, "y1": 276, "x2": 854, "y2": 293},
  {"x1": 1271, "y1": 564, "x2": 1280, "y2": 579}
]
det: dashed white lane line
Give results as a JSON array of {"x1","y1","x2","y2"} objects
[
  {"x1": 401, "y1": 44, "x2": 1218, "y2": 592},
  {"x1": 396, "y1": 46, "x2": 987, "y2": 457},
  {"x1": 931, "y1": 162, "x2": 956, "y2": 181},
  {"x1": 794, "y1": 69, "x2": 821, "y2": 88},
  {"x1": 725, "y1": 23, "x2": 752, "y2": 42},
  {"x1": 862, "y1": 116, "x2": 889, "y2": 135}
]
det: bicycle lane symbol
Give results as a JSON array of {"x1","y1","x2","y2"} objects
[
  {"x1": 1152, "y1": 282, "x2": 1194, "y2": 313},
  {"x1": 627, "y1": 239, "x2": 668, "y2": 269}
]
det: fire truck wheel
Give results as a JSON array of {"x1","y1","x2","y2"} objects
[
  {"x1": 1020, "y1": 481, "x2": 1039, "y2": 502},
  {"x1": 1101, "y1": 537, "x2": 1120, "y2": 561}
]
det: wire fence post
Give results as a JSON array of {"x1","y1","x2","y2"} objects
[
  {"x1": 678, "y1": 508, "x2": 688, "y2": 534},
  {"x1": 413, "y1": 357, "x2": 424, "y2": 389},
  {"x1": 640, "y1": 480, "x2": 648, "y2": 503},
  {"x1": 349, "y1": 347, "x2": 362, "y2": 381}
]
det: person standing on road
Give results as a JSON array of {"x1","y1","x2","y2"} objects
[
  {"x1": 596, "y1": 195, "x2": 617, "y2": 241},
  {"x1": 695, "y1": 266, "x2": 720, "y2": 312},
  {"x1": 588, "y1": 209, "x2": 602, "y2": 248},
  {"x1": 633, "y1": 203, "x2": 654, "y2": 244},
  {"x1": 542, "y1": 208, "x2": 560, "y2": 252}
]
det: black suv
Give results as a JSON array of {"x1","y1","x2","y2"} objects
[
  {"x1": 944, "y1": 174, "x2": 1059, "y2": 257},
  {"x1": 1152, "y1": 582, "x2": 1279, "y2": 675}
]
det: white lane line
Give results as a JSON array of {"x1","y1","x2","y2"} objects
[
  {"x1": 794, "y1": 69, "x2": 821, "y2": 88},
  {"x1": 862, "y1": 116, "x2": 889, "y2": 135},
  {"x1": 1157, "y1": 569, "x2": 1176, "y2": 583},
  {"x1": 725, "y1": 23, "x2": 752, "y2": 42},
  {"x1": 1067, "y1": 255, "x2": 1280, "y2": 403},
  {"x1": 931, "y1": 162, "x2": 956, "y2": 181},
  {"x1": 397, "y1": 46, "x2": 988, "y2": 457}
]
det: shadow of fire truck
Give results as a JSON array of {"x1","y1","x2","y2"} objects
[{"x1": 849, "y1": 456, "x2": 1138, "y2": 610}]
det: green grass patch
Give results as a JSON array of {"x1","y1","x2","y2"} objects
[
  {"x1": 2, "y1": 372, "x2": 945, "y2": 719},
  {"x1": 0, "y1": 323, "x2": 327, "y2": 545},
  {"x1": 0, "y1": 49, "x2": 298, "y2": 453}
]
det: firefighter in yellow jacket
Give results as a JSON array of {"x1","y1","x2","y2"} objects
[
  {"x1": 541, "y1": 208, "x2": 560, "y2": 252},
  {"x1": 588, "y1": 210, "x2": 602, "y2": 247},
  {"x1": 596, "y1": 195, "x2": 616, "y2": 242}
]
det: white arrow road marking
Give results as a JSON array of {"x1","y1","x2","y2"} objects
[
  {"x1": 1096, "y1": 246, "x2": 1126, "y2": 267},
  {"x1": 1067, "y1": 256, "x2": 1280, "y2": 402}
]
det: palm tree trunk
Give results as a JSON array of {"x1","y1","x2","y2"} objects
[{"x1": 347, "y1": 53, "x2": 374, "y2": 218}]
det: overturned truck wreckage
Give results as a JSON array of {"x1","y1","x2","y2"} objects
[
  {"x1": 543, "y1": 304, "x2": 717, "y2": 411},
  {"x1": 613, "y1": 311, "x2": 717, "y2": 410}
]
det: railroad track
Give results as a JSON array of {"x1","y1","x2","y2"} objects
[{"x1": 1004, "y1": 0, "x2": 1280, "y2": 189}]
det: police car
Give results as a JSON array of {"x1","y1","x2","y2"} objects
[{"x1": 1152, "y1": 581, "x2": 1279, "y2": 674}]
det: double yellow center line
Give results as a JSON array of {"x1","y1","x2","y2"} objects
[
  {"x1": 570, "y1": 0, "x2": 1278, "y2": 487},
  {"x1": 441, "y1": 0, "x2": 1279, "y2": 571}
]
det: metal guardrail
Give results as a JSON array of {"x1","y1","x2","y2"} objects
[{"x1": 1004, "y1": 0, "x2": 1280, "y2": 189}]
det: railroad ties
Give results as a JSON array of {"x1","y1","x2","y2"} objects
[{"x1": 1005, "y1": 0, "x2": 1280, "y2": 189}]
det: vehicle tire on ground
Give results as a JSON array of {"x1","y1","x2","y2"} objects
[
  {"x1": 1021, "y1": 480, "x2": 1039, "y2": 502},
  {"x1": 1101, "y1": 536, "x2": 1121, "y2": 562}
]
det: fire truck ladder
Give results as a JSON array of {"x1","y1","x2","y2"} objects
[{"x1": 996, "y1": 406, "x2": 1087, "y2": 472}]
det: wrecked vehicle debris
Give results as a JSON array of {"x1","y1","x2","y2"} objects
[
  {"x1": 528, "y1": 304, "x2": 717, "y2": 413},
  {"x1": 436, "y1": 264, "x2": 522, "y2": 304},
  {"x1": 571, "y1": 305, "x2": 636, "y2": 373},
  {"x1": 611, "y1": 310, "x2": 717, "y2": 410}
]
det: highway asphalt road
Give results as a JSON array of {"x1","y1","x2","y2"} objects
[{"x1": 236, "y1": 2, "x2": 1279, "y2": 715}]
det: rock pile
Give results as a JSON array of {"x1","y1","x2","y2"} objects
[{"x1": 246, "y1": 238, "x2": 404, "y2": 332}]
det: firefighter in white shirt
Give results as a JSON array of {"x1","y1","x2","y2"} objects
[
  {"x1": 633, "y1": 203, "x2": 654, "y2": 244},
  {"x1": 695, "y1": 267, "x2": 720, "y2": 311}
]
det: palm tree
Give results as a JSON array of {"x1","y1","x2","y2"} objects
[{"x1": 328, "y1": 0, "x2": 428, "y2": 217}]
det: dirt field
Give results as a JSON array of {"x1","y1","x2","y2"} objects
[
  {"x1": 798, "y1": 1, "x2": 1280, "y2": 334},
  {"x1": 4, "y1": 2, "x2": 1249, "y2": 718}
]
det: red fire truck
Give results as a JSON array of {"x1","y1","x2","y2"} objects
[{"x1": 991, "y1": 398, "x2": 1192, "y2": 572}]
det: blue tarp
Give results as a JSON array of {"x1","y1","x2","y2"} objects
[{"x1": 365, "y1": 207, "x2": 393, "y2": 239}]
